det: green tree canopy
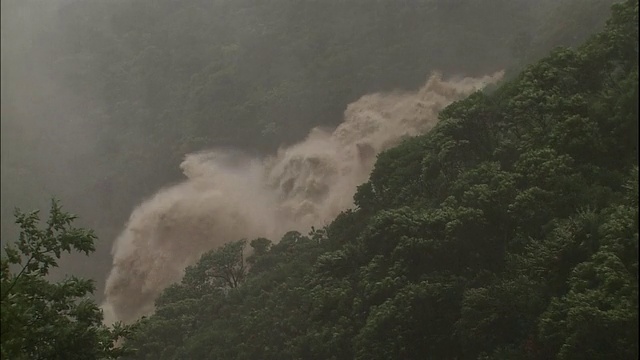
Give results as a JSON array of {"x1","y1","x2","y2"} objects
[{"x1": 1, "y1": 200, "x2": 135, "y2": 359}]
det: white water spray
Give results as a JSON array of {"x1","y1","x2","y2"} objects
[{"x1": 102, "y1": 71, "x2": 504, "y2": 323}]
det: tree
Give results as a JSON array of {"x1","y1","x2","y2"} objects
[
  {"x1": 0, "y1": 199, "x2": 134, "y2": 359},
  {"x1": 248, "y1": 237, "x2": 272, "y2": 261},
  {"x1": 119, "y1": 2, "x2": 639, "y2": 358},
  {"x1": 184, "y1": 239, "x2": 247, "y2": 290}
]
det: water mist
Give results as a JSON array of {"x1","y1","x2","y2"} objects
[{"x1": 102, "y1": 71, "x2": 504, "y2": 323}]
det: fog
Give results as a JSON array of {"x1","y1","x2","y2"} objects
[
  {"x1": 1, "y1": 0, "x2": 114, "y2": 284},
  {"x1": 1, "y1": 0, "x2": 615, "y2": 322},
  {"x1": 102, "y1": 71, "x2": 503, "y2": 322}
]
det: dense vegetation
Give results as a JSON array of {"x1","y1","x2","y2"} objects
[
  {"x1": 1, "y1": 0, "x2": 617, "y2": 292},
  {"x1": 1, "y1": 0, "x2": 636, "y2": 358},
  {"x1": 1, "y1": 201, "x2": 135, "y2": 359},
  {"x1": 120, "y1": 1, "x2": 637, "y2": 358}
]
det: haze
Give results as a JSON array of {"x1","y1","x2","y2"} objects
[{"x1": 1, "y1": 0, "x2": 615, "y2": 315}]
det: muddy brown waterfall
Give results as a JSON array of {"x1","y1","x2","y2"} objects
[{"x1": 102, "y1": 71, "x2": 504, "y2": 324}]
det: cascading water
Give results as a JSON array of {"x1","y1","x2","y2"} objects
[{"x1": 102, "y1": 71, "x2": 504, "y2": 323}]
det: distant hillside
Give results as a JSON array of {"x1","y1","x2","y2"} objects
[{"x1": 123, "y1": 1, "x2": 638, "y2": 358}]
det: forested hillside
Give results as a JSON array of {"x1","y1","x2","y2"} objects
[
  {"x1": 1, "y1": 0, "x2": 636, "y2": 358},
  {"x1": 1, "y1": 0, "x2": 618, "y2": 295},
  {"x1": 122, "y1": 1, "x2": 638, "y2": 358}
]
